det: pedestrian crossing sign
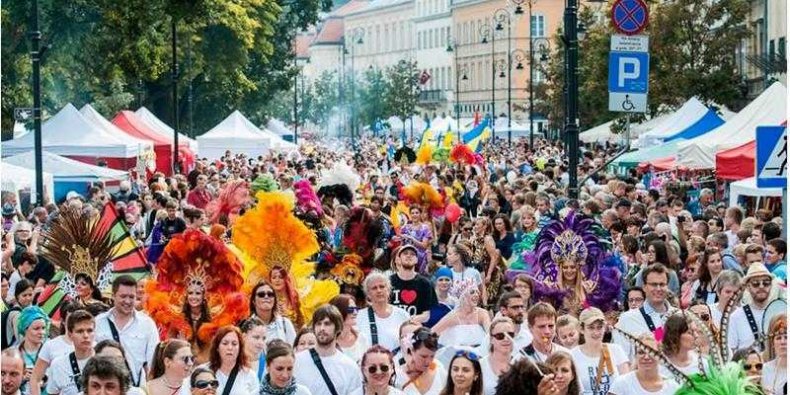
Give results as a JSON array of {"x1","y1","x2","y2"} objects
[{"x1": 756, "y1": 125, "x2": 787, "y2": 189}]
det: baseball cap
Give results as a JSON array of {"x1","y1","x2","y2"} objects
[{"x1": 579, "y1": 307, "x2": 606, "y2": 327}]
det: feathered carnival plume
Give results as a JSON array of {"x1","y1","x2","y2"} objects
[
  {"x1": 250, "y1": 173, "x2": 279, "y2": 194},
  {"x1": 402, "y1": 182, "x2": 445, "y2": 209},
  {"x1": 450, "y1": 143, "x2": 476, "y2": 165},
  {"x1": 342, "y1": 207, "x2": 385, "y2": 270},
  {"x1": 330, "y1": 254, "x2": 365, "y2": 286},
  {"x1": 144, "y1": 229, "x2": 247, "y2": 344},
  {"x1": 432, "y1": 147, "x2": 450, "y2": 164},
  {"x1": 205, "y1": 180, "x2": 250, "y2": 225},
  {"x1": 317, "y1": 162, "x2": 359, "y2": 207},
  {"x1": 40, "y1": 208, "x2": 117, "y2": 297},
  {"x1": 530, "y1": 211, "x2": 620, "y2": 312},
  {"x1": 293, "y1": 179, "x2": 323, "y2": 217},
  {"x1": 416, "y1": 144, "x2": 434, "y2": 165},
  {"x1": 674, "y1": 363, "x2": 762, "y2": 395},
  {"x1": 394, "y1": 146, "x2": 417, "y2": 164}
]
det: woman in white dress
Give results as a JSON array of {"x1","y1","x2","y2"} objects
[
  {"x1": 431, "y1": 279, "x2": 490, "y2": 365},
  {"x1": 570, "y1": 307, "x2": 629, "y2": 395},
  {"x1": 609, "y1": 334, "x2": 680, "y2": 395},
  {"x1": 761, "y1": 315, "x2": 787, "y2": 395},
  {"x1": 480, "y1": 318, "x2": 515, "y2": 395},
  {"x1": 350, "y1": 345, "x2": 404, "y2": 395},
  {"x1": 330, "y1": 294, "x2": 369, "y2": 362},
  {"x1": 660, "y1": 315, "x2": 705, "y2": 377},
  {"x1": 395, "y1": 327, "x2": 447, "y2": 395},
  {"x1": 204, "y1": 326, "x2": 260, "y2": 395}
]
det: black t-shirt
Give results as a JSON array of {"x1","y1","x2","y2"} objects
[
  {"x1": 27, "y1": 257, "x2": 55, "y2": 286},
  {"x1": 389, "y1": 273, "x2": 437, "y2": 316},
  {"x1": 161, "y1": 217, "x2": 187, "y2": 240}
]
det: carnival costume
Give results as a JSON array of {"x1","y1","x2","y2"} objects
[
  {"x1": 144, "y1": 229, "x2": 247, "y2": 347},
  {"x1": 528, "y1": 211, "x2": 620, "y2": 315},
  {"x1": 205, "y1": 179, "x2": 251, "y2": 226},
  {"x1": 317, "y1": 162, "x2": 359, "y2": 207},
  {"x1": 232, "y1": 191, "x2": 339, "y2": 327}
]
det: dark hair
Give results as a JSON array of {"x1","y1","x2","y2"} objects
[
  {"x1": 768, "y1": 238, "x2": 787, "y2": 258},
  {"x1": 763, "y1": 222, "x2": 781, "y2": 241},
  {"x1": 311, "y1": 305, "x2": 344, "y2": 337},
  {"x1": 698, "y1": 247, "x2": 723, "y2": 286},
  {"x1": 494, "y1": 358, "x2": 553, "y2": 395},
  {"x1": 439, "y1": 352, "x2": 483, "y2": 395},
  {"x1": 149, "y1": 339, "x2": 191, "y2": 380},
  {"x1": 647, "y1": 240, "x2": 671, "y2": 266},
  {"x1": 18, "y1": 251, "x2": 38, "y2": 267},
  {"x1": 360, "y1": 345, "x2": 396, "y2": 385},
  {"x1": 190, "y1": 367, "x2": 216, "y2": 388},
  {"x1": 66, "y1": 310, "x2": 94, "y2": 333},
  {"x1": 621, "y1": 235, "x2": 639, "y2": 255},
  {"x1": 545, "y1": 351, "x2": 582, "y2": 395},
  {"x1": 662, "y1": 315, "x2": 690, "y2": 356},
  {"x1": 181, "y1": 285, "x2": 211, "y2": 344},
  {"x1": 14, "y1": 278, "x2": 34, "y2": 300},
  {"x1": 641, "y1": 263, "x2": 670, "y2": 285},
  {"x1": 95, "y1": 339, "x2": 126, "y2": 357},
  {"x1": 265, "y1": 339, "x2": 295, "y2": 365},
  {"x1": 497, "y1": 291, "x2": 523, "y2": 311},
  {"x1": 249, "y1": 281, "x2": 278, "y2": 323},
  {"x1": 238, "y1": 316, "x2": 266, "y2": 334},
  {"x1": 293, "y1": 327, "x2": 315, "y2": 349},
  {"x1": 208, "y1": 326, "x2": 248, "y2": 371},
  {"x1": 450, "y1": 243, "x2": 473, "y2": 267},
  {"x1": 329, "y1": 294, "x2": 356, "y2": 323},
  {"x1": 74, "y1": 273, "x2": 104, "y2": 302},
  {"x1": 492, "y1": 214, "x2": 512, "y2": 239},
  {"x1": 409, "y1": 327, "x2": 440, "y2": 352},
  {"x1": 58, "y1": 300, "x2": 85, "y2": 333},
  {"x1": 183, "y1": 207, "x2": 205, "y2": 222},
  {"x1": 624, "y1": 287, "x2": 645, "y2": 307},
  {"x1": 81, "y1": 356, "x2": 131, "y2": 394},
  {"x1": 111, "y1": 275, "x2": 137, "y2": 294}
]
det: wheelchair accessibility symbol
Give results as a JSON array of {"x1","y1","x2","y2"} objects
[{"x1": 622, "y1": 95, "x2": 635, "y2": 111}]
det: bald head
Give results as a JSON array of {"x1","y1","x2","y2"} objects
[{"x1": 1, "y1": 349, "x2": 24, "y2": 395}]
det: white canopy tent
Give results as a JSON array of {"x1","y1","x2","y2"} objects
[
  {"x1": 637, "y1": 97, "x2": 711, "y2": 147},
  {"x1": 197, "y1": 111, "x2": 271, "y2": 160},
  {"x1": 387, "y1": 116, "x2": 426, "y2": 133},
  {"x1": 677, "y1": 81, "x2": 787, "y2": 169},
  {"x1": 4, "y1": 151, "x2": 128, "y2": 182},
  {"x1": 265, "y1": 119, "x2": 293, "y2": 137},
  {"x1": 79, "y1": 104, "x2": 154, "y2": 154},
  {"x1": 2, "y1": 104, "x2": 152, "y2": 158},
  {"x1": 135, "y1": 107, "x2": 199, "y2": 151},
  {"x1": 259, "y1": 127, "x2": 299, "y2": 152},
  {"x1": 729, "y1": 177, "x2": 783, "y2": 206},
  {"x1": 1, "y1": 163, "x2": 54, "y2": 204},
  {"x1": 580, "y1": 121, "x2": 616, "y2": 143}
]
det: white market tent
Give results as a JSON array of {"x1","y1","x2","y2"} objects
[
  {"x1": 79, "y1": 104, "x2": 155, "y2": 154},
  {"x1": 1, "y1": 162, "x2": 54, "y2": 204},
  {"x1": 677, "y1": 81, "x2": 787, "y2": 169},
  {"x1": 637, "y1": 97, "x2": 711, "y2": 147},
  {"x1": 4, "y1": 151, "x2": 128, "y2": 182},
  {"x1": 265, "y1": 119, "x2": 293, "y2": 137},
  {"x1": 197, "y1": 111, "x2": 271, "y2": 160},
  {"x1": 2, "y1": 103, "x2": 152, "y2": 159},
  {"x1": 135, "y1": 107, "x2": 199, "y2": 151},
  {"x1": 260, "y1": 127, "x2": 299, "y2": 152},
  {"x1": 387, "y1": 115, "x2": 427, "y2": 133},
  {"x1": 729, "y1": 177, "x2": 783, "y2": 206},
  {"x1": 580, "y1": 121, "x2": 616, "y2": 143}
]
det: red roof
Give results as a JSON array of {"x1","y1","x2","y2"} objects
[
  {"x1": 333, "y1": 0, "x2": 369, "y2": 16},
  {"x1": 313, "y1": 18, "x2": 345, "y2": 45},
  {"x1": 295, "y1": 34, "x2": 315, "y2": 58}
]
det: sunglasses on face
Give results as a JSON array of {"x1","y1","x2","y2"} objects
[
  {"x1": 256, "y1": 290, "x2": 275, "y2": 298},
  {"x1": 347, "y1": 306, "x2": 360, "y2": 314},
  {"x1": 462, "y1": 227, "x2": 472, "y2": 231},
  {"x1": 491, "y1": 332, "x2": 516, "y2": 341},
  {"x1": 194, "y1": 380, "x2": 220, "y2": 389},
  {"x1": 743, "y1": 363, "x2": 763, "y2": 370},
  {"x1": 749, "y1": 279, "x2": 772, "y2": 288},
  {"x1": 366, "y1": 364, "x2": 391, "y2": 374},
  {"x1": 180, "y1": 355, "x2": 196, "y2": 364}
]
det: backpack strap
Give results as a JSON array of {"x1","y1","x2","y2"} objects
[
  {"x1": 743, "y1": 305, "x2": 764, "y2": 350},
  {"x1": 69, "y1": 352, "x2": 83, "y2": 392},
  {"x1": 367, "y1": 308, "x2": 379, "y2": 345},
  {"x1": 220, "y1": 365, "x2": 240, "y2": 395},
  {"x1": 639, "y1": 306, "x2": 656, "y2": 332},
  {"x1": 106, "y1": 319, "x2": 120, "y2": 343},
  {"x1": 593, "y1": 345, "x2": 614, "y2": 394},
  {"x1": 309, "y1": 349, "x2": 339, "y2": 395}
]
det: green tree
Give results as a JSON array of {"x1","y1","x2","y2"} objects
[
  {"x1": 356, "y1": 67, "x2": 388, "y2": 128},
  {"x1": 385, "y1": 59, "x2": 420, "y2": 127},
  {"x1": 309, "y1": 70, "x2": 340, "y2": 128}
]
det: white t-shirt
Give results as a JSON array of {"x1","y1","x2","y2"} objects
[
  {"x1": 516, "y1": 343, "x2": 570, "y2": 364},
  {"x1": 613, "y1": 304, "x2": 676, "y2": 359},
  {"x1": 608, "y1": 371, "x2": 680, "y2": 395},
  {"x1": 480, "y1": 356, "x2": 511, "y2": 395},
  {"x1": 762, "y1": 359, "x2": 787, "y2": 395},
  {"x1": 394, "y1": 360, "x2": 447, "y2": 395},
  {"x1": 727, "y1": 305, "x2": 766, "y2": 351},
  {"x1": 215, "y1": 366, "x2": 260, "y2": 395},
  {"x1": 293, "y1": 349, "x2": 363, "y2": 395},
  {"x1": 340, "y1": 332, "x2": 370, "y2": 363},
  {"x1": 356, "y1": 306, "x2": 411, "y2": 352},
  {"x1": 349, "y1": 386, "x2": 405, "y2": 395},
  {"x1": 570, "y1": 344, "x2": 628, "y2": 395},
  {"x1": 7, "y1": 270, "x2": 22, "y2": 304},
  {"x1": 39, "y1": 335, "x2": 74, "y2": 364},
  {"x1": 45, "y1": 353, "x2": 91, "y2": 395},
  {"x1": 263, "y1": 315, "x2": 297, "y2": 345},
  {"x1": 658, "y1": 353, "x2": 707, "y2": 378}
]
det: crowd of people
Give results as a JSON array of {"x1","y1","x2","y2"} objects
[{"x1": 0, "y1": 134, "x2": 786, "y2": 395}]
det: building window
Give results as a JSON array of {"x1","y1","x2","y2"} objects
[
  {"x1": 531, "y1": 14, "x2": 545, "y2": 37},
  {"x1": 779, "y1": 37, "x2": 786, "y2": 56}
]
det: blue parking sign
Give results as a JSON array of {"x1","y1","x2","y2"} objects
[{"x1": 608, "y1": 52, "x2": 649, "y2": 93}]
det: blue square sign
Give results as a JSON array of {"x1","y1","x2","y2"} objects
[
  {"x1": 608, "y1": 51, "x2": 649, "y2": 93},
  {"x1": 756, "y1": 125, "x2": 787, "y2": 189}
]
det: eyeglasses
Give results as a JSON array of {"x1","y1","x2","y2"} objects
[
  {"x1": 194, "y1": 380, "x2": 220, "y2": 389},
  {"x1": 743, "y1": 363, "x2": 763, "y2": 370},
  {"x1": 491, "y1": 332, "x2": 516, "y2": 341},
  {"x1": 366, "y1": 364, "x2": 390, "y2": 374},
  {"x1": 256, "y1": 290, "x2": 276, "y2": 298},
  {"x1": 455, "y1": 350, "x2": 479, "y2": 361},
  {"x1": 507, "y1": 304, "x2": 525, "y2": 311},
  {"x1": 628, "y1": 297, "x2": 645, "y2": 304},
  {"x1": 646, "y1": 282, "x2": 668, "y2": 288},
  {"x1": 462, "y1": 227, "x2": 473, "y2": 231},
  {"x1": 749, "y1": 279, "x2": 772, "y2": 288},
  {"x1": 347, "y1": 306, "x2": 360, "y2": 314},
  {"x1": 180, "y1": 355, "x2": 196, "y2": 364}
]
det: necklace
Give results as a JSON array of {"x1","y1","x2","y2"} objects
[{"x1": 162, "y1": 375, "x2": 183, "y2": 390}]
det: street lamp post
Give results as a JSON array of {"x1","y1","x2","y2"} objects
[
  {"x1": 447, "y1": 38, "x2": 469, "y2": 139},
  {"x1": 171, "y1": 20, "x2": 180, "y2": 174},
  {"x1": 31, "y1": 0, "x2": 44, "y2": 205},
  {"x1": 564, "y1": 0, "x2": 580, "y2": 199},
  {"x1": 494, "y1": 8, "x2": 512, "y2": 145},
  {"x1": 529, "y1": 37, "x2": 549, "y2": 151},
  {"x1": 348, "y1": 28, "x2": 364, "y2": 152},
  {"x1": 480, "y1": 24, "x2": 496, "y2": 141}
]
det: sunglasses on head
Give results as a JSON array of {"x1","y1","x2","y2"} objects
[
  {"x1": 366, "y1": 364, "x2": 390, "y2": 374},
  {"x1": 194, "y1": 380, "x2": 220, "y2": 389},
  {"x1": 455, "y1": 350, "x2": 480, "y2": 361},
  {"x1": 491, "y1": 332, "x2": 516, "y2": 341},
  {"x1": 743, "y1": 363, "x2": 763, "y2": 370},
  {"x1": 256, "y1": 290, "x2": 275, "y2": 298}
]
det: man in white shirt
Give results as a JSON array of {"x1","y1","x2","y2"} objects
[
  {"x1": 46, "y1": 311, "x2": 95, "y2": 395},
  {"x1": 728, "y1": 262, "x2": 778, "y2": 351},
  {"x1": 1, "y1": 348, "x2": 24, "y2": 395},
  {"x1": 294, "y1": 305, "x2": 363, "y2": 395},
  {"x1": 94, "y1": 275, "x2": 159, "y2": 387},
  {"x1": 518, "y1": 302, "x2": 569, "y2": 363},
  {"x1": 356, "y1": 272, "x2": 410, "y2": 351},
  {"x1": 614, "y1": 263, "x2": 677, "y2": 359},
  {"x1": 496, "y1": 291, "x2": 532, "y2": 357}
]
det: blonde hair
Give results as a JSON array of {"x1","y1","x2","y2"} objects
[{"x1": 556, "y1": 315, "x2": 580, "y2": 331}]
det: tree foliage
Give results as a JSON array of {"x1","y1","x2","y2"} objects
[{"x1": 385, "y1": 59, "x2": 420, "y2": 124}]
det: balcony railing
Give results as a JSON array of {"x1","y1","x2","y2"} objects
[{"x1": 418, "y1": 89, "x2": 448, "y2": 103}]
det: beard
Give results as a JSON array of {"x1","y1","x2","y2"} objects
[{"x1": 316, "y1": 331, "x2": 336, "y2": 346}]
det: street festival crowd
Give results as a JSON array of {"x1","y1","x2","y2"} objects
[{"x1": 0, "y1": 133, "x2": 787, "y2": 395}]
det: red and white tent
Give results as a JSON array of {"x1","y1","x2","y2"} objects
[
  {"x1": 135, "y1": 107, "x2": 199, "y2": 152},
  {"x1": 113, "y1": 111, "x2": 195, "y2": 175}
]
